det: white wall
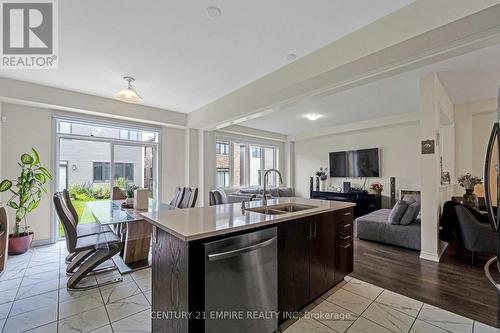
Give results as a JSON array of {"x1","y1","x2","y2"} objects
[
  {"x1": 455, "y1": 98, "x2": 497, "y2": 187},
  {"x1": 293, "y1": 121, "x2": 421, "y2": 207},
  {"x1": 472, "y1": 111, "x2": 497, "y2": 176},
  {"x1": 0, "y1": 102, "x2": 187, "y2": 244},
  {"x1": 1, "y1": 104, "x2": 53, "y2": 243},
  {"x1": 160, "y1": 127, "x2": 186, "y2": 203},
  {"x1": 419, "y1": 74, "x2": 455, "y2": 262}
]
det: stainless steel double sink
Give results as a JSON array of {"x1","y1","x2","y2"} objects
[{"x1": 245, "y1": 203, "x2": 316, "y2": 215}]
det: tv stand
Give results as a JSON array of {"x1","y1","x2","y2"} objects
[{"x1": 310, "y1": 190, "x2": 381, "y2": 218}]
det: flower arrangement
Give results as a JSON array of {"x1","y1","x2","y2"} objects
[
  {"x1": 315, "y1": 167, "x2": 328, "y2": 181},
  {"x1": 126, "y1": 184, "x2": 139, "y2": 198},
  {"x1": 369, "y1": 182, "x2": 383, "y2": 193},
  {"x1": 457, "y1": 173, "x2": 482, "y2": 190}
]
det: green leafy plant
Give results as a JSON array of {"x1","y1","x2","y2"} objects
[
  {"x1": 114, "y1": 177, "x2": 128, "y2": 189},
  {"x1": 126, "y1": 184, "x2": 139, "y2": 198},
  {"x1": 0, "y1": 148, "x2": 53, "y2": 237}
]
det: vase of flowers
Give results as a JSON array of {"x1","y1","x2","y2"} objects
[
  {"x1": 457, "y1": 173, "x2": 482, "y2": 210},
  {"x1": 315, "y1": 167, "x2": 328, "y2": 192},
  {"x1": 125, "y1": 184, "x2": 139, "y2": 204},
  {"x1": 369, "y1": 182, "x2": 383, "y2": 195}
]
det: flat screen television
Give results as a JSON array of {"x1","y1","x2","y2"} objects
[{"x1": 329, "y1": 148, "x2": 380, "y2": 177}]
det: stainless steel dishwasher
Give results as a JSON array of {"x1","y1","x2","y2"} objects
[{"x1": 204, "y1": 227, "x2": 277, "y2": 333}]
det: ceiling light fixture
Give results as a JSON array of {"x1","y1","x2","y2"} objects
[
  {"x1": 286, "y1": 53, "x2": 297, "y2": 61},
  {"x1": 304, "y1": 113, "x2": 321, "y2": 121},
  {"x1": 114, "y1": 76, "x2": 143, "y2": 104},
  {"x1": 206, "y1": 6, "x2": 222, "y2": 18}
]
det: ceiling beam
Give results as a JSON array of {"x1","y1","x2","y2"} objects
[
  {"x1": 187, "y1": 0, "x2": 500, "y2": 130},
  {"x1": 0, "y1": 77, "x2": 187, "y2": 128}
]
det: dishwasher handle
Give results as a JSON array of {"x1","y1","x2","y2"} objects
[{"x1": 207, "y1": 236, "x2": 277, "y2": 262}]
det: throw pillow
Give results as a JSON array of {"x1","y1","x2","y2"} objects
[
  {"x1": 388, "y1": 200, "x2": 409, "y2": 225},
  {"x1": 400, "y1": 201, "x2": 420, "y2": 225}
]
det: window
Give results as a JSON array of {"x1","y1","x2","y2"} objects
[
  {"x1": 249, "y1": 146, "x2": 262, "y2": 186},
  {"x1": 56, "y1": 119, "x2": 158, "y2": 143},
  {"x1": 93, "y1": 162, "x2": 134, "y2": 182},
  {"x1": 216, "y1": 169, "x2": 230, "y2": 188},
  {"x1": 251, "y1": 147, "x2": 261, "y2": 158},
  {"x1": 216, "y1": 142, "x2": 229, "y2": 155},
  {"x1": 215, "y1": 139, "x2": 280, "y2": 188}
]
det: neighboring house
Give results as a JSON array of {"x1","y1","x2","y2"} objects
[{"x1": 59, "y1": 140, "x2": 144, "y2": 190}]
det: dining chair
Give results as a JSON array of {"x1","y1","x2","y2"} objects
[
  {"x1": 169, "y1": 187, "x2": 185, "y2": 208},
  {"x1": 62, "y1": 189, "x2": 112, "y2": 263},
  {"x1": 54, "y1": 192, "x2": 123, "y2": 290},
  {"x1": 0, "y1": 207, "x2": 8, "y2": 277},
  {"x1": 178, "y1": 187, "x2": 198, "y2": 208},
  {"x1": 112, "y1": 187, "x2": 127, "y2": 200}
]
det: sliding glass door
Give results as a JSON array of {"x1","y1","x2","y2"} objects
[
  {"x1": 55, "y1": 118, "x2": 159, "y2": 239},
  {"x1": 113, "y1": 144, "x2": 156, "y2": 197}
]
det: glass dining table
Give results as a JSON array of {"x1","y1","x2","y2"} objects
[{"x1": 85, "y1": 200, "x2": 167, "y2": 274}]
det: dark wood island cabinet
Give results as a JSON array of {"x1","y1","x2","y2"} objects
[
  {"x1": 141, "y1": 198, "x2": 355, "y2": 333},
  {"x1": 278, "y1": 208, "x2": 353, "y2": 321}
]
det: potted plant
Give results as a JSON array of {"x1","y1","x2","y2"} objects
[
  {"x1": 0, "y1": 148, "x2": 53, "y2": 255},
  {"x1": 125, "y1": 184, "x2": 139, "y2": 204},
  {"x1": 457, "y1": 173, "x2": 482, "y2": 210},
  {"x1": 315, "y1": 167, "x2": 328, "y2": 191},
  {"x1": 369, "y1": 182, "x2": 383, "y2": 195}
]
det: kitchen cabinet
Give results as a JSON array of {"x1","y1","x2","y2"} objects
[
  {"x1": 278, "y1": 208, "x2": 354, "y2": 318},
  {"x1": 309, "y1": 212, "x2": 336, "y2": 300},
  {"x1": 278, "y1": 218, "x2": 310, "y2": 319}
]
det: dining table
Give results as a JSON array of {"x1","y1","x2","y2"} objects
[{"x1": 86, "y1": 199, "x2": 175, "y2": 274}]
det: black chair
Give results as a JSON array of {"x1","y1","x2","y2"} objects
[
  {"x1": 178, "y1": 187, "x2": 198, "y2": 208},
  {"x1": 455, "y1": 205, "x2": 496, "y2": 266},
  {"x1": 54, "y1": 192, "x2": 123, "y2": 290}
]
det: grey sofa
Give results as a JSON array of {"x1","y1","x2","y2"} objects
[
  {"x1": 355, "y1": 209, "x2": 421, "y2": 251},
  {"x1": 233, "y1": 187, "x2": 295, "y2": 198}
]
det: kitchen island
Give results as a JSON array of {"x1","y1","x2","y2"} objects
[{"x1": 141, "y1": 197, "x2": 355, "y2": 333}]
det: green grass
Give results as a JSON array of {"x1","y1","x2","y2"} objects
[{"x1": 58, "y1": 198, "x2": 107, "y2": 237}]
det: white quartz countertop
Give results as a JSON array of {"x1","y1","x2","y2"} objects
[{"x1": 140, "y1": 197, "x2": 355, "y2": 242}]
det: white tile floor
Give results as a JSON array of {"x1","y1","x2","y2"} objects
[
  {"x1": 0, "y1": 242, "x2": 498, "y2": 333},
  {"x1": 0, "y1": 242, "x2": 151, "y2": 333}
]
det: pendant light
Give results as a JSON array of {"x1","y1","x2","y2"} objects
[{"x1": 114, "y1": 76, "x2": 143, "y2": 104}]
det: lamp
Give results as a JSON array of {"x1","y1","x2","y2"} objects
[{"x1": 114, "y1": 76, "x2": 143, "y2": 104}]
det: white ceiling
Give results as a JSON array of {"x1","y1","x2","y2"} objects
[
  {"x1": 0, "y1": 0, "x2": 414, "y2": 113},
  {"x1": 239, "y1": 42, "x2": 500, "y2": 135}
]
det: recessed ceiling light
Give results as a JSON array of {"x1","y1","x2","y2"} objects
[
  {"x1": 286, "y1": 53, "x2": 297, "y2": 61},
  {"x1": 206, "y1": 6, "x2": 222, "y2": 18},
  {"x1": 304, "y1": 113, "x2": 321, "y2": 121}
]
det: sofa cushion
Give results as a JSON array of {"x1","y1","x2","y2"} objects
[
  {"x1": 238, "y1": 188, "x2": 263, "y2": 195},
  {"x1": 388, "y1": 200, "x2": 409, "y2": 225},
  {"x1": 269, "y1": 187, "x2": 280, "y2": 197},
  {"x1": 212, "y1": 188, "x2": 228, "y2": 205},
  {"x1": 278, "y1": 187, "x2": 294, "y2": 197},
  {"x1": 400, "y1": 202, "x2": 420, "y2": 226}
]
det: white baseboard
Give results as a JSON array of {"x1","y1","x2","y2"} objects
[
  {"x1": 419, "y1": 251, "x2": 440, "y2": 262},
  {"x1": 419, "y1": 242, "x2": 449, "y2": 262}
]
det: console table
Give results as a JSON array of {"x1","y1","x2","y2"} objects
[{"x1": 310, "y1": 190, "x2": 381, "y2": 218}]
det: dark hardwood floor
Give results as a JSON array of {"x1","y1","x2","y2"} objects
[{"x1": 351, "y1": 239, "x2": 500, "y2": 328}]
